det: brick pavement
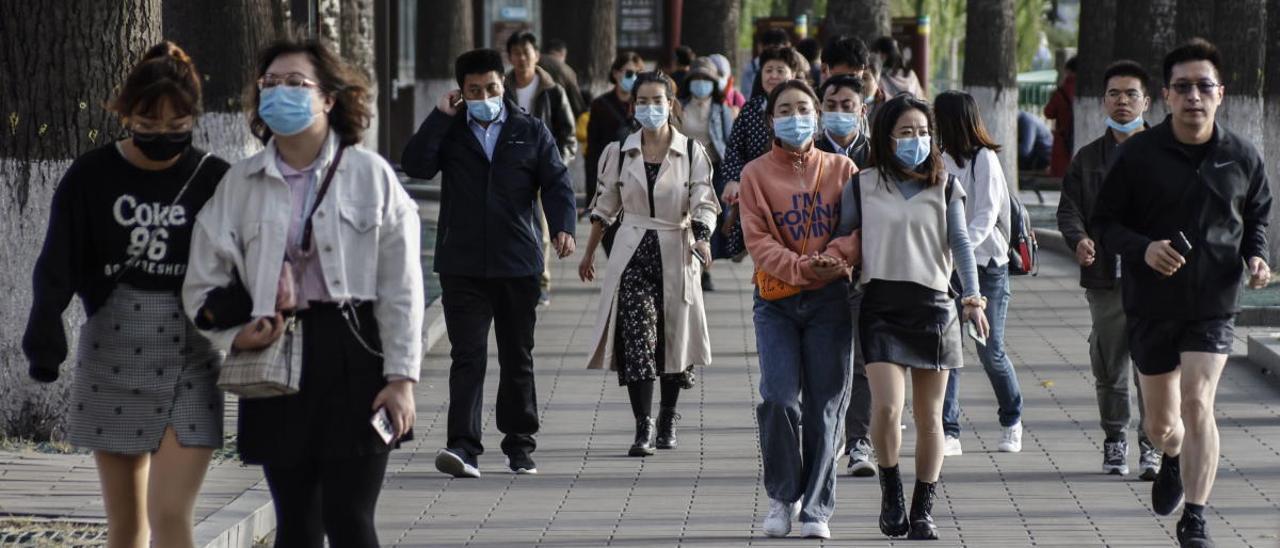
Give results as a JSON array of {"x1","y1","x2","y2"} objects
[
  {"x1": 375, "y1": 237, "x2": 1280, "y2": 547},
  {"x1": 2, "y1": 230, "x2": 1278, "y2": 547}
]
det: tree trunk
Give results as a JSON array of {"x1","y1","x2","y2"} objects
[
  {"x1": 0, "y1": 0, "x2": 162, "y2": 440},
  {"x1": 825, "y1": 0, "x2": 891, "y2": 43},
  {"x1": 543, "y1": 0, "x2": 617, "y2": 96},
  {"x1": 682, "y1": 0, "x2": 742, "y2": 72},
  {"x1": 1072, "y1": 0, "x2": 1116, "y2": 154},
  {"x1": 1113, "y1": 0, "x2": 1176, "y2": 121},
  {"x1": 1175, "y1": 0, "x2": 1214, "y2": 42},
  {"x1": 315, "y1": 0, "x2": 378, "y2": 150},
  {"x1": 1256, "y1": 0, "x2": 1280, "y2": 262},
  {"x1": 163, "y1": 0, "x2": 280, "y2": 161},
  {"x1": 414, "y1": 0, "x2": 473, "y2": 133},
  {"x1": 964, "y1": 0, "x2": 1018, "y2": 191},
  {"x1": 1210, "y1": 0, "x2": 1264, "y2": 149}
]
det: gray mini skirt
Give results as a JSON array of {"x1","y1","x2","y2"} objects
[
  {"x1": 70, "y1": 285, "x2": 223, "y2": 454},
  {"x1": 859, "y1": 280, "x2": 964, "y2": 370}
]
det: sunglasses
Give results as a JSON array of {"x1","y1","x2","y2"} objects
[{"x1": 1168, "y1": 81, "x2": 1220, "y2": 96}]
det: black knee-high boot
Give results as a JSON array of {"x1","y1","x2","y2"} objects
[{"x1": 878, "y1": 465, "x2": 909, "y2": 536}]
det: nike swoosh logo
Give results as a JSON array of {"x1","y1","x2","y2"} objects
[{"x1": 1214, "y1": 160, "x2": 1234, "y2": 168}]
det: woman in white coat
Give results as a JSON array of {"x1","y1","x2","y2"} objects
[{"x1": 579, "y1": 71, "x2": 720, "y2": 457}]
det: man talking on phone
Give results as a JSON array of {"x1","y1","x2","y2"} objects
[
  {"x1": 402, "y1": 49, "x2": 577, "y2": 479},
  {"x1": 1092, "y1": 39, "x2": 1271, "y2": 548}
]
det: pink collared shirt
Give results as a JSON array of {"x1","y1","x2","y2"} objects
[{"x1": 277, "y1": 154, "x2": 333, "y2": 308}]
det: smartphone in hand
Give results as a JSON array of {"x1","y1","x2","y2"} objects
[
  {"x1": 966, "y1": 320, "x2": 987, "y2": 346},
  {"x1": 371, "y1": 407, "x2": 396, "y2": 445},
  {"x1": 1171, "y1": 231, "x2": 1193, "y2": 257}
]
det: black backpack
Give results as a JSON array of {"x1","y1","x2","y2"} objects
[{"x1": 601, "y1": 137, "x2": 697, "y2": 256}]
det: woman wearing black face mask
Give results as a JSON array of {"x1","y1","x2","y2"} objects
[{"x1": 23, "y1": 41, "x2": 230, "y2": 548}]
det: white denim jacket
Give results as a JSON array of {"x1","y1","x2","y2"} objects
[{"x1": 182, "y1": 131, "x2": 425, "y2": 380}]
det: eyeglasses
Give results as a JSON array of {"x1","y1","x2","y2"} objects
[
  {"x1": 1169, "y1": 81, "x2": 1220, "y2": 96},
  {"x1": 1106, "y1": 90, "x2": 1144, "y2": 101},
  {"x1": 623, "y1": 70, "x2": 638, "y2": 78},
  {"x1": 257, "y1": 73, "x2": 321, "y2": 90}
]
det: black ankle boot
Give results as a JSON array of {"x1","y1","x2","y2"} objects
[
  {"x1": 878, "y1": 465, "x2": 909, "y2": 537},
  {"x1": 908, "y1": 480, "x2": 939, "y2": 540},
  {"x1": 629, "y1": 417, "x2": 655, "y2": 456},
  {"x1": 656, "y1": 407, "x2": 680, "y2": 449}
]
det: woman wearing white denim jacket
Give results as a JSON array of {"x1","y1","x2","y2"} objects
[{"x1": 181, "y1": 38, "x2": 423, "y2": 547}]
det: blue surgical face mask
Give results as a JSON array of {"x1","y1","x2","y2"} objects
[
  {"x1": 821, "y1": 111, "x2": 859, "y2": 137},
  {"x1": 894, "y1": 135, "x2": 931, "y2": 168},
  {"x1": 689, "y1": 79, "x2": 714, "y2": 98},
  {"x1": 620, "y1": 73, "x2": 638, "y2": 93},
  {"x1": 466, "y1": 96, "x2": 503, "y2": 122},
  {"x1": 635, "y1": 104, "x2": 669, "y2": 130},
  {"x1": 773, "y1": 114, "x2": 817, "y2": 148},
  {"x1": 259, "y1": 86, "x2": 318, "y2": 137},
  {"x1": 1106, "y1": 115, "x2": 1143, "y2": 134}
]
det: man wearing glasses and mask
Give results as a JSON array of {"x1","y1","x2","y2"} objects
[
  {"x1": 1057, "y1": 59, "x2": 1161, "y2": 482},
  {"x1": 1093, "y1": 39, "x2": 1272, "y2": 548}
]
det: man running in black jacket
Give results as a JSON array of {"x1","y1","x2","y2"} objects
[{"x1": 1093, "y1": 39, "x2": 1272, "y2": 548}]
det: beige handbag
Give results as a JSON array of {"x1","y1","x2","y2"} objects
[{"x1": 216, "y1": 314, "x2": 302, "y2": 398}]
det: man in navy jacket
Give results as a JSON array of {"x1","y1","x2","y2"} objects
[{"x1": 402, "y1": 48, "x2": 576, "y2": 479}]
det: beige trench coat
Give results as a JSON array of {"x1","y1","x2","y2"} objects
[{"x1": 586, "y1": 129, "x2": 720, "y2": 373}]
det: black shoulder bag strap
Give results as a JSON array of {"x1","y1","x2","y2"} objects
[{"x1": 301, "y1": 145, "x2": 346, "y2": 252}]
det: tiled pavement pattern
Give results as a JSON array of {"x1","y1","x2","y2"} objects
[
  {"x1": 1, "y1": 226, "x2": 1278, "y2": 547},
  {"x1": 377, "y1": 233, "x2": 1280, "y2": 547}
]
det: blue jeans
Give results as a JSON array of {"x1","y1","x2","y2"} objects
[
  {"x1": 943, "y1": 263, "x2": 1023, "y2": 437},
  {"x1": 754, "y1": 282, "x2": 852, "y2": 523}
]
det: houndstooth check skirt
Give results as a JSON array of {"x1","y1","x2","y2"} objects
[{"x1": 69, "y1": 285, "x2": 224, "y2": 454}]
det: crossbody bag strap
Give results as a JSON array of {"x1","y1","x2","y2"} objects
[
  {"x1": 301, "y1": 145, "x2": 346, "y2": 252},
  {"x1": 797, "y1": 158, "x2": 826, "y2": 255},
  {"x1": 115, "y1": 151, "x2": 212, "y2": 280}
]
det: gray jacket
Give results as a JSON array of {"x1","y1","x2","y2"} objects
[{"x1": 1056, "y1": 130, "x2": 1121, "y2": 289}]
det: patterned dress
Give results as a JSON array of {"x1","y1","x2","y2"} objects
[{"x1": 613, "y1": 162, "x2": 711, "y2": 385}]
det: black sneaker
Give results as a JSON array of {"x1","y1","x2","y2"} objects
[
  {"x1": 1152, "y1": 454, "x2": 1183, "y2": 515},
  {"x1": 1176, "y1": 511, "x2": 1214, "y2": 547},
  {"x1": 506, "y1": 453, "x2": 538, "y2": 475},
  {"x1": 435, "y1": 448, "x2": 481, "y2": 478}
]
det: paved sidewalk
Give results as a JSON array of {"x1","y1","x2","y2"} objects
[
  {"x1": 2, "y1": 230, "x2": 1278, "y2": 547},
  {"x1": 377, "y1": 236, "x2": 1280, "y2": 547}
]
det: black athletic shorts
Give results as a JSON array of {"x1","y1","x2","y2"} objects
[{"x1": 1126, "y1": 316, "x2": 1235, "y2": 376}]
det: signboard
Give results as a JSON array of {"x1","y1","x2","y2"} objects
[{"x1": 619, "y1": 0, "x2": 664, "y2": 49}]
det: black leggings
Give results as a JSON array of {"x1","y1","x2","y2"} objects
[{"x1": 263, "y1": 452, "x2": 389, "y2": 548}]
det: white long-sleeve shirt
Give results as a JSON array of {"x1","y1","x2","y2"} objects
[{"x1": 944, "y1": 148, "x2": 1010, "y2": 267}]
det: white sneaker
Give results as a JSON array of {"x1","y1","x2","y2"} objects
[
  {"x1": 762, "y1": 499, "x2": 796, "y2": 537},
  {"x1": 998, "y1": 422, "x2": 1023, "y2": 453},
  {"x1": 943, "y1": 435, "x2": 963, "y2": 457},
  {"x1": 800, "y1": 520, "x2": 831, "y2": 539}
]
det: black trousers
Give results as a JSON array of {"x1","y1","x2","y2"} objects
[
  {"x1": 263, "y1": 452, "x2": 388, "y2": 548},
  {"x1": 440, "y1": 274, "x2": 540, "y2": 458}
]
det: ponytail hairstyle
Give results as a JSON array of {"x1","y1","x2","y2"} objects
[
  {"x1": 248, "y1": 37, "x2": 373, "y2": 146},
  {"x1": 109, "y1": 41, "x2": 203, "y2": 119}
]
